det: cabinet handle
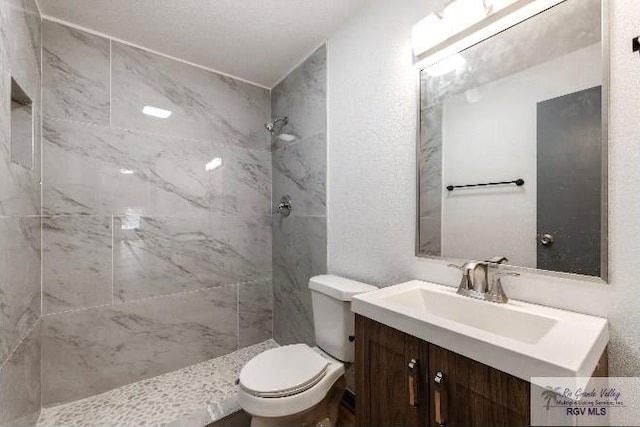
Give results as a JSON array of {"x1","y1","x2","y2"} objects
[
  {"x1": 408, "y1": 358, "x2": 419, "y2": 407},
  {"x1": 434, "y1": 371, "x2": 446, "y2": 426}
]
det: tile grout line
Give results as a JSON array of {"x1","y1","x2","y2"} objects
[
  {"x1": 324, "y1": 39, "x2": 330, "y2": 282},
  {"x1": 111, "y1": 215, "x2": 114, "y2": 305},
  {"x1": 0, "y1": 318, "x2": 40, "y2": 374},
  {"x1": 268, "y1": 96, "x2": 274, "y2": 346},
  {"x1": 236, "y1": 284, "x2": 240, "y2": 351},
  {"x1": 40, "y1": 13, "x2": 45, "y2": 416},
  {"x1": 271, "y1": 275, "x2": 275, "y2": 341},
  {"x1": 40, "y1": 277, "x2": 269, "y2": 318},
  {"x1": 36, "y1": 213, "x2": 274, "y2": 220},
  {"x1": 41, "y1": 114, "x2": 273, "y2": 154},
  {"x1": 39, "y1": 15, "x2": 272, "y2": 90},
  {"x1": 109, "y1": 39, "x2": 112, "y2": 129}
]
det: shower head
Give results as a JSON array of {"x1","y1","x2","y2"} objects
[{"x1": 265, "y1": 116, "x2": 289, "y2": 134}]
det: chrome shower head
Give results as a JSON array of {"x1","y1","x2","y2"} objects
[{"x1": 265, "y1": 117, "x2": 288, "y2": 134}]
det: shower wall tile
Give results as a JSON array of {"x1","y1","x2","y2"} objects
[
  {"x1": 0, "y1": 125, "x2": 41, "y2": 215},
  {"x1": 272, "y1": 132, "x2": 326, "y2": 217},
  {"x1": 208, "y1": 146, "x2": 272, "y2": 217},
  {"x1": 43, "y1": 118, "x2": 272, "y2": 217},
  {"x1": 41, "y1": 285, "x2": 238, "y2": 406},
  {"x1": 239, "y1": 279, "x2": 273, "y2": 347},
  {"x1": 0, "y1": 0, "x2": 41, "y2": 423},
  {"x1": 0, "y1": 43, "x2": 7, "y2": 155},
  {"x1": 38, "y1": 18, "x2": 274, "y2": 408},
  {"x1": 271, "y1": 45, "x2": 327, "y2": 347},
  {"x1": 273, "y1": 216, "x2": 327, "y2": 346},
  {"x1": 111, "y1": 42, "x2": 270, "y2": 151},
  {"x1": 42, "y1": 216, "x2": 113, "y2": 315},
  {"x1": 113, "y1": 215, "x2": 271, "y2": 302},
  {"x1": 0, "y1": 0, "x2": 41, "y2": 101},
  {"x1": 0, "y1": 0, "x2": 41, "y2": 211},
  {"x1": 0, "y1": 216, "x2": 40, "y2": 366},
  {"x1": 0, "y1": 322, "x2": 41, "y2": 427},
  {"x1": 271, "y1": 45, "x2": 326, "y2": 147},
  {"x1": 42, "y1": 20, "x2": 110, "y2": 124},
  {"x1": 0, "y1": 21, "x2": 40, "y2": 217}
]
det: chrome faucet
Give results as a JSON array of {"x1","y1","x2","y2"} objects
[{"x1": 448, "y1": 256, "x2": 519, "y2": 303}]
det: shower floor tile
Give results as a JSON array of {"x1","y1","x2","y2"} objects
[{"x1": 37, "y1": 340, "x2": 278, "y2": 427}]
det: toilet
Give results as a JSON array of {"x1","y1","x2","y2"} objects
[{"x1": 238, "y1": 275, "x2": 377, "y2": 427}]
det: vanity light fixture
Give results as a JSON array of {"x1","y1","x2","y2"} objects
[
  {"x1": 412, "y1": 0, "x2": 565, "y2": 64},
  {"x1": 119, "y1": 168, "x2": 135, "y2": 175},
  {"x1": 142, "y1": 105, "x2": 172, "y2": 119},
  {"x1": 205, "y1": 157, "x2": 223, "y2": 172}
]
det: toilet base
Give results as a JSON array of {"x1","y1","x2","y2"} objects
[{"x1": 249, "y1": 376, "x2": 346, "y2": 427}]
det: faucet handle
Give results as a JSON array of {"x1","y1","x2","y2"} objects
[
  {"x1": 448, "y1": 262, "x2": 477, "y2": 292},
  {"x1": 486, "y1": 256, "x2": 508, "y2": 264}
]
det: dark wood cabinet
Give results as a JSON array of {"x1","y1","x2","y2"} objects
[
  {"x1": 427, "y1": 343, "x2": 529, "y2": 426},
  {"x1": 355, "y1": 315, "x2": 607, "y2": 427},
  {"x1": 355, "y1": 314, "x2": 428, "y2": 426}
]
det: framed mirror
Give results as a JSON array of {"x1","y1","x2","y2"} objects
[{"x1": 416, "y1": 0, "x2": 608, "y2": 281}]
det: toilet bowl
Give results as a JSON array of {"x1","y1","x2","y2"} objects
[
  {"x1": 237, "y1": 275, "x2": 377, "y2": 427},
  {"x1": 238, "y1": 345, "x2": 345, "y2": 426}
]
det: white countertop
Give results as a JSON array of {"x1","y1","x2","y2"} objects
[{"x1": 352, "y1": 280, "x2": 609, "y2": 386}]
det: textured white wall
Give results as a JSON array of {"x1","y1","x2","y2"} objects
[{"x1": 327, "y1": 0, "x2": 640, "y2": 375}]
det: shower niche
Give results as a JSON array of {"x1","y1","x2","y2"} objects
[{"x1": 10, "y1": 77, "x2": 34, "y2": 170}]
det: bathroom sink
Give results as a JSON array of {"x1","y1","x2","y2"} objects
[
  {"x1": 352, "y1": 280, "x2": 608, "y2": 384},
  {"x1": 380, "y1": 286, "x2": 557, "y2": 345}
]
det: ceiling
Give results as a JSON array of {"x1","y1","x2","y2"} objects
[{"x1": 37, "y1": 0, "x2": 367, "y2": 88}]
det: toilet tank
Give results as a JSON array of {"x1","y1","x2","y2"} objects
[{"x1": 309, "y1": 275, "x2": 377, "y2": 362}]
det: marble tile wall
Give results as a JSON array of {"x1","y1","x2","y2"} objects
[
  {"x1": 271, "y1": 45, "x2": 327, "y2": 347},
  {"x1": 0, "y1": 0, "x2": 42, "y2": 425},
  {"x1": 42, "y1": 285, "x2": 238, "y2": 405},
  {"x1": 418, "y1": 105, "x2": 442, "y2": 256},
  {"x1": 40, "y1": 20, "x2": 273, "y2": 407}
]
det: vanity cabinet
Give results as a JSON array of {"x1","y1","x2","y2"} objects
[
  {"x1": 355, "y1": 315, "x2": 608, "y2": 427},
  {"x1": 426, "y1": 343, "x2": 530, "y2": 426},
  {"x1": 354, "y1": 313, "x2": 429, "y2": 426}
]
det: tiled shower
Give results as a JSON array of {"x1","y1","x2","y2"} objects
[
  {"x1": 271, "y1": 45, "x2": 327, "y2": 347},
  {"x1": 0, "y1": 0, "x2": 42, "y2": 425},
  {"x1": 40, "y1": 19, "x2": 273, "y2": 406},
  {"x1": 0, "y1": 0, "x2": 327, "y2": 423}
]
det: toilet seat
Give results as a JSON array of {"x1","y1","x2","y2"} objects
[
  {"x1": 238, "y1": 345, "x2": 345, "y2": 418},
  {"x1": 239, "y1": 344, "x2": 329, "y2": 398}
]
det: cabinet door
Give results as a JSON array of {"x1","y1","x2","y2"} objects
[
  {"x1": 427, "y1": 344, "x2": 530, "y2": 427},
  {"x1": 355, "y1": 315, "x2": 429, "y2": 427}
]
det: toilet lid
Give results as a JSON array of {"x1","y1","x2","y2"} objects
[{"x1": 239, "y1": 344, "x2": 329, "y2": 398}]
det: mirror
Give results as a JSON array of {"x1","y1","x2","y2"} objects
[{"x1": 417, "y1": 0, "x2": 608, "y2": 280}]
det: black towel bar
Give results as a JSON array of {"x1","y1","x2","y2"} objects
[{"x1": 446, "y1": 178, "x2": 525, "y2": 192}]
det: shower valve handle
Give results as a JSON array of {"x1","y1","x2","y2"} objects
[{"x1": 277, "y1": 195, "x2": 292, "y2": 217}]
